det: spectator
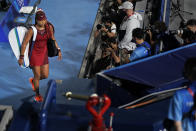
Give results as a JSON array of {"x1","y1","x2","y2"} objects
[
  {"x1": 168, "y1": 57, "x2": 196, "y2": 131},
  {"x1": 118, "y1": 1, "x2": 142, "y2": 52},
  {"x1": 129, "y1": 28, "x2": 151, "y2": 62}
]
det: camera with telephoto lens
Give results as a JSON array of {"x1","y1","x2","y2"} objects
[{"x1": 169, "y1": 28, "x2": 190, "y2": 35}]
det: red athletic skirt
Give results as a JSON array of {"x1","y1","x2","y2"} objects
[{"x1": 29, "y1": 29, "x2": 49, "y2": 67}]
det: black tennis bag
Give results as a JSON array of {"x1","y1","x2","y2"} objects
[
  {"x1": 46, "y1": 22, "x2": 58, "y2": 57},
  {"x1": 47, "y1": 38, "x2": 58, "y2": 57}
]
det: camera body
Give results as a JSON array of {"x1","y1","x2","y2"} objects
[
  {"x1": 96, "y1": 24, "x2": 110, "y2": 31},
  {"x1": 144, "y1": 25, "x2": 160, "y2": 34},
  {"x1": 101, "y1": 42, "x2": 110, "y2": 50},
  {"x1": 144, "y1": 25, "x2": 163, "y2": 41},
  {"x1": 96, "y1": 24, "x2": 104, "y2": 30}
]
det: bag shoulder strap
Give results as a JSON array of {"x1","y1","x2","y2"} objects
[
  {"x1": 46, "y1": 23, "x2": 55, "y2": 39},
  {"x1": 31, "y1": 26, "x2": 37, "y2": 41},
  {"x1": 182, "y1": 87, "x2": 195, "y2": 119},
  {"x1": 187, "y1": 87, "x2": 194, "y2": 97}
]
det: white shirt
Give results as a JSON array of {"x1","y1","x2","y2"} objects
[
  {"x1": 118, "y1": 12, "x2": 142, "y2": 51},
  {"x1": 111, "y1": 23, "x2": 117, "y2": 34}
]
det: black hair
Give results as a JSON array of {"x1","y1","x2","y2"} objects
[
  {"x1": 182, "y1": 30, "x2": 196, "y2": 44},
  {"x1": 186, "y1": 19, "x2": 196, "y2": 26},
  {"x1": 132, "y1": 28, "x2": 144, "y2": 39},
  {"x1": 101, "y1": 16, "x2": 112, "y2": 24},
  {"x1": 101, "y1": 35, "x2": 109, "y2": 42},
  {"x1": 183, "y1": 57, "x2": 196, "y2": 81},
  {"x1": 107, "y1": 37, "x2": 117, "y2": 43},
  {"x1": 154, "y1": 21, "x2": 167, "y2": 32}
]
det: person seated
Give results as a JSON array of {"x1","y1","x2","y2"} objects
[{"x1": 129, "y1": 28, "x2": 151, "y2": 62}]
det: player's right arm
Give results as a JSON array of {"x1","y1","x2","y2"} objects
[{"x1": 18, "y1": 28, "x2": 33, "y2": 66}]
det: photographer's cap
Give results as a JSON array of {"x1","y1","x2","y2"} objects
[{"x1": 119, "y1": 1, "x2": 133, "y2": 10}]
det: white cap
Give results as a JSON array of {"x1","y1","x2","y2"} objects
[
  {"x1": 119, "y1": 1, "x2": 133, "y2": 10},
  {"x1": 119, "y1": 42, "x2": 136, "y2": 51}
]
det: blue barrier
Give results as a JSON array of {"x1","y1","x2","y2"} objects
[
  {"x1": 0, "y1": 25, "x2": 8, "y2": 42},
  {"x1": 40, "y1": 80, "x2": 57, "y2": 131}
]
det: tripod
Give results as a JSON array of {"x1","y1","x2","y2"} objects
[{"x1": 170, "y1": 0, "x2": 193, "y2": 27}]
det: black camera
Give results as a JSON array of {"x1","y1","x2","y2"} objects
[
  {"x1": 96, "y1": 24, "x2": 103, "y2": 30},
  {"x1": 143, "y1": 26, "x2": 152, "y2": 32},
  {"x1": 144, "y1": 25, "x2": 160, "y2": 34},
  {"x1": 101, "y1": 42, "x2": 110, "y2": 50},
  {"x1": 169, "y1": 28, "x2": 190, "y2": 35}
]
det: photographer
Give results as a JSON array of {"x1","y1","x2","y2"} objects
[
  {"x1": 92, "y1": 37, "x2": 120, "y2": 74},
  {"x1": 94, "y1": 17, "x2": 117, "y2": 38},
  {"x1": 92, "y1": 43, "x2": 112, "y2": 75},
  {"x1": 105, "y1": 37, "x2": 120, "y2": 68},
  {"x1": 181, "y1": 19, "x2": 196, "y2": 45},
  {"x1": 186, "y1": 19, "x2": 196, "y2": 33},
  {"x1": 146, "y1": 21, "x2": 180, "y2": 55},
  {"x1": 168, "y1": 19, "x2": 196, "y2": 47},
  {"x1": 106, "y1": 0, "x2": 136, "y2": 31}
]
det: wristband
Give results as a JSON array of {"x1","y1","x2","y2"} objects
[
  {"x1": 57, "y1": 48, "x2": 61, "y2": 52},
  {"x1": 20, "y1": 55, "x2": 24, "y2": 59}
]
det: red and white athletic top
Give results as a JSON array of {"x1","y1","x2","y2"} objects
[{"x1": 29, "y1": 27, "x2": 49, "y2": 67}]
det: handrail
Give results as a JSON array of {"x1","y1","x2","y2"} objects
[
  {"x1": 40, "y1": 80, "x2": 57, "y2": 131},
  {"x1": 25, "y1": 0, "x2": 41, "y2": 26}
]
